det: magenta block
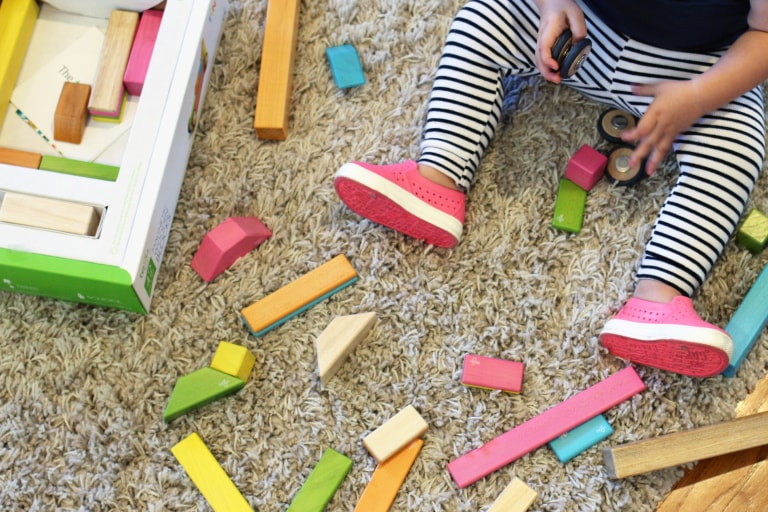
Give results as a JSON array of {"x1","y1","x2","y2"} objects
[
  {"x1": 461, "y1": 354, "x2": 524, "y2": 393},
  {"x1": 191, "y1": 217, "x2": 272, "y2": 282},
  {"x1": 124, "y1": 10, "x2": 163, "y2": 96},
  {"x1": 564, "y1": 144, "x2": 608, "y2": 191}
]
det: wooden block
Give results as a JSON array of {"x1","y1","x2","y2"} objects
[
  {"x1": 253, "y1": 0, "x2": 301, "y2": 140},
  {"x1": 0, "y1": 191, "x2": 101, "y2": 236},
  {"x1": 603, "y1": 410, "x2": 768, "y2": 479},
  {"x1": 210, "y1": 341, "x2": 256, "y2": 382},
  {"x1": 88, "y1": 10, "x2": 139, "y2": 117},
  {"x1": 552, "y1": 178, "x2": 587, "y2": 233},
  {"x1": 326, "y1": 44, "x2": 365, "y2": 89},
  {"x1": 190, "y1": 216, "x2": 272, "y2": 283},
  {"x1": 123, "y1": 9, "x2": 163, "y2": 96},
  {"x1": 736, "y1": 208, "x2": 768, "y2": 254},
  {"x1": 353, "y1": 438, "x2": 423, "y2": 512},
  {"x1": 171, "y1": 432, "x2": 253, "y2": 512},
  {"x1": 39, "y1": 155, "x2": 120, "y2": 181},
  {"x1": 54, "y1": 82, "x2": 91, "y2": 144},
  {"x1": 0, "y1": 0, "x2": 39, "y2": 129},
  {"x1": 549, "y1": 414, "x2": 613, "y2": 463},
  {"x1": 0, "y1": 147, "x2": 41, "y2": 168},
  {"x1": 447, "y1": 366, "x2": 645, "y2": 488},
  {"x1": 461, "y1": 354, "x2": 524, "y2": 393},
  {"x1": 723, "y1": 261, "x2": 768, "y2": 377},
  {"x1": 487, "y1": 477, "x2": 538, "y2": 512},
  {"x1": 240, "y1": 254, "x2": 358, "y2": 337},
  {"x1": 363, "y1": 405, "x2": 428, "y2": 463},
  {"x1": 163, "y1": 367, "x2": 245, "y2": 422},
  {"x1": 316, "y1": 312, "x2": 376, "y2": 384},
  {"x1": 564, "y1": 144, "x2": 607, "y2": 191},
  {"x1": 91, "y1": 91, "x2": 128, "y2": 123},
  {"x1": 287, "y1": 448, "x2": 353, "y2": 512}
]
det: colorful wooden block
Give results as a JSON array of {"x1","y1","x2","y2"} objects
[
  {"x1": 363, "y1": 405, "x2": 428, "y2": 463},
  {"x1": 447, "y1": 366, "x2": 645, "y2": 488},
  {"x1": 487, "y1": 477, "x2": 538, "y2": 512},
  {"x1": 171, "y1": 432, "x2": 253, "y2": 512},
  {"x1": 54, "y1": 82, "x2": 91, "y2": 144},
  {"x1": 91, "y1": 91, "x2": 128, "y2": 123},
  {"x1": 723, "y1": 261, "x2": 768, "y2": 377},
  {"x1": 736, "y1": 208, "x2": 768, "y2": 254},
  {"x1": 190, "y1": 216, "x2": 272, "y2": 283},
  {"x1": 564, "y1": 144, "x2": 607, "y2": 191},
  {"x1": 210, "y1": 341, "x2": 256, "y2": 382},
  {"x1": 240, "y1": 254, "x2": 358, "y2": 337},
  {"x1": 287, "y1": 448, "x2": 353, "y2": 512},
  {"x1": 163, "y1": 367, "x2": 245, "y2": 422},
  {"x1": 88, "y1": 10, "x2": 139, "y2": 117},
  {"x1": 0, "y1": 147, "x2": 41, "y2": 168},
  {"x1": 353, "y1": 438, "x2": 423, "y2": 512},
  {"x1": 0, "y1": 191, "x2": 102, "y2": 236},
  {"x1": 316, "y1": 312, "x2": 376, "y2": 385},
  {"x1": 326, "y1": 44, "x2": 365, "y2": 89},
  {"x1": 603, "y1": 410, "x2": 768, "y2": 479},
  {"x1": 253, "y1": 0, "x2": 301, "y2": 140},
  {"x1": 124, "y1": 9, "x2": 163, "y2": 96},
  {"x1": 461, "y1": 354, "x2": 524, "y2": 393},
  {"x1": 39, "y1": 155, "x2": 120, "y2": 181},
  {"x1": 549, "y1": 414, "x2": 613, "y2": 463},
  {"x1": 552, "y1": 178, "x2": 587, "y2": 233},
  {"x1": 0, "y1": 0, "x2": 39, "y2": 129}
]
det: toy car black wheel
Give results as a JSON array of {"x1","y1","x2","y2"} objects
[
  {"x1": 552, "y1": 30, "x2": 591, "y2": 79},
  {"x1": 598, "y1": 109, "x2": 636, "y2": 143},
  {"x1": 605, "y1": 145, "x2": 647, "y2": 186}
]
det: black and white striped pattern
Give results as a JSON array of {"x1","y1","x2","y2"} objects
[{"x1": 418, "y1": 0, "x2": 766, "y2": 296}]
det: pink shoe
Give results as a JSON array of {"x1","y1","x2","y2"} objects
[
  {"x1": 599, "y1": 296, "x2": 733, "y2": 378},
  {"x1": 334, "y1": 160, "x2": 466, "y2": 248}
]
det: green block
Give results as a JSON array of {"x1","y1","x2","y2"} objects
[
  {"x1": 287, "y1": 448, "x2": 352, "y2": 512},
  {"x1": 163, "y1": 367, "x2": 245, "y2": 422},
  {"x1": 39, "y1": 155, "x2": 120, "y2": 181},
  {"x1": 736, "y1": 208, "x2": 768, "y2": 254},
  {"x1": 552, "y1": 178, "x2": 587, "y2": 233}
]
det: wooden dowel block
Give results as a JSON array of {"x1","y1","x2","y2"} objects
[
  {"x1": 316, "y1": 312, "x2": 377, "y2": 385},
  {"x1": 603, "y1": 410, "x2": 768, "y2": 479},
  {"x1": 0, "y1": 0, "x2": 39, "y2": 129},
  {"x1": 0, "y1": 191, "x2": 102, "y2": 236},
  {"x1": 363, "y1": 405, "x2": 428, "y2": 463},
  {"x1": 123, "y1": 9, "x2": 163, "y2": 96},
  {"x1": 0, "y1": 147, "x2": 41, "y2": 168},
  {"x1": 487, "y1": 477, "x2": 538, "y2": 512},
  {"x1": 353, "y1": 438, "x2": 423, "y2": 512},
  {"x1": 287, "y1": 448, "x2": 353, "y2": 512},
  {"x1": 54, "y1": 82, "x2": 91, "y2": 144}
]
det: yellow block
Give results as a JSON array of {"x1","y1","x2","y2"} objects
[
  {"x1": 210, "y1": 341, "x2": 256, "y2": 382},
  {"x1": 0, "y1": 0, "x2": 39, "y2": 129}
]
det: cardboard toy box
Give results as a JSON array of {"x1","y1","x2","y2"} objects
[{"x1": 0, "y1": 0, "x2": 229, "y2": 313}]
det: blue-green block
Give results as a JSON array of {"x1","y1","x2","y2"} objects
[
  {"x1": 326, "y1": 44, "x2": 365, "y2": 89},
  {"x1": 549, "y1": 414, "x2": 613, "y2": 463},
  {"x1": 723, "y1": 262, "x2": 768, "y2": 377}
]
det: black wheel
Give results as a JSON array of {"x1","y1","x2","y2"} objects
[
  {"x1": 597, "y1": 109, "x2": 636, "y2": 143},
  {"x1": 552, "y1": 30, "x2": 591, "y2": 79},
  {"x1": 605, "y1": 145, "x2": 647, "y2": 186}
]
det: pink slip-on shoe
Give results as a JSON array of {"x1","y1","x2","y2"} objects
[
  {"x1": 599, "y1": 296, "x2": 733, "y2": 378},
  {"x1": 334, "y1": 160, "x2": 466, "y2": 248}
]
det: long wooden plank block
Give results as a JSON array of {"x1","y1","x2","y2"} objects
[
  {"x1": 353, "y1": 439, "x2": 423, "y2": 512},
  {"x1": 0, "y1": 147, "x2": 41, "y2": 168},
  {"x1": 0, "y1": 0, "x2": 39, "y2": 129},
  {"x1": 447, "y1": 366, "x2": 645, "y2": 488},
  {"x1": 487, "y1": 477, "x2": 538, "y2": 512},
  {"x1": 0, "y1": 191, "x2": 101, "y2": 236},
  {"x1": 39, "y1": 155, "x2": 120, "y2": 181},
  {"x1": 604, "y1": 410, "x2": 768, "y2": 479},
  {"x1": 287, "y1": 448, "x2": 352, "y2": 512},
  {"x1": 253, "y1": 0, "x2": 301, "y2": 140},
  {"x1": 124, "y1": 9, "x2": 163, "y2": 96},
  {"x1": 240, "y1": 254, "x2": 358, "y2": 336},
  {"x1": 723, "y1": 262, "x2": 768, "y2": 377}
]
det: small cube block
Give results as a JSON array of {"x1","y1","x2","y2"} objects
[
  {"x1": 326, "y1": 44, "x2": 365, "y2": 89},
  {"x1": 461, "y1": 354, "x2": 524, "y2": 393},
  {"x1": 549, "y1": 414, "x2": 613, "y2": 463},
  {"x1": 210, "y1": 341, "x2": 256, "y2": 382},
  {"x1": 552, "y1": 178, "x2": 587, "y2": 233},
  {"x1": 564, "y1": 144, "x2": 607, "y2": 191},
  {"x1": 191, "y1": 216, "x2": 272, "y2": 282},
  {"x1": 54, "y1": 82, "x2": 91, "y2": 144},
  {"x1": 736, "y1": 208, "x2": 768, "y2": 254}
]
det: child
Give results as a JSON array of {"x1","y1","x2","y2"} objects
[{"x1": 333, "y1": 0, "x2": 768, "y2": 378}]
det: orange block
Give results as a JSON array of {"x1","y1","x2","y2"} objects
[
  {"x1": 0, "y1": 147, "x2": 41, "y2": 168},
  {"x1": 354, "y1": 439, "x2": 423, "y2": 512}
]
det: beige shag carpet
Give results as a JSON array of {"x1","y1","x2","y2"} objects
[{"x1": 2, "y1": 1, "x2": 768, "y2": 510}]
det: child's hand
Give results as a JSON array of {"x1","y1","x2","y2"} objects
[{"x1": 534, "y1": 0, "x2": 587, "y2": 83}]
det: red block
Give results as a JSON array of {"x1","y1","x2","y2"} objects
[
  {"x1": 461, "y1": 354, "x2": 524, "y2": 393},
  {"x1": 123, "y1": 9, "x2": 163, "y2": 96},
  {"x1": 191, "y1": 217, "x2": 272, "y2": 282},
  {"x1": 564, "y1": 144, "x2": 607, "y2": 191}
]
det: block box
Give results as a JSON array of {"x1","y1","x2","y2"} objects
[{"x1": 0, "y1": 0, "x2": 228, "y2": 313}]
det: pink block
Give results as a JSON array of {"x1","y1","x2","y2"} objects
[
  {"x1": 447, "y1": 366, "x2": 645, "y2": 488},
  {"x1": 564, "y1": 144, "x2": 608, "y2": 191},
  {"x1": 191, "y1": 217, "x2": 272, "y2": 282},
  {"x1": 124, "y1": 10, "x2": 163, "y2": 96},
  {"x1": 461, "y1": 354, "x2": 524, "y2": 393}
]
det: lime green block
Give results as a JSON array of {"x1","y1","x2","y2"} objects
[
  {"x1": 552, "y1": 178, "x2": 587, "y2": 233},
  {"x1": 737, "y1": 208, "x2": 768, "y2": 254},
  {"x1": 39, "y1": 155, "x2": 120, "y2": 181},
  {"x1": 163, "y1": 367, "x2": 245, "y2": 423},
  {"x1": 287, "y1": 448, "x2": 352, "y2": 512}
]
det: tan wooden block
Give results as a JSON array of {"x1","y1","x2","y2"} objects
[
  {"x1": 0, "y1": 147, "x2": 41, "y2": 168},
  {"x1": 0, "y1": 192, "x2": 101, "y2": 236},
  {"x1": 315, "y1": 312, "x2": 376, "y2": 385},
  {"x1": 363, "y1": 405, "x2": 428, "y2": 463},
  {"x1": 54, "y1": 82, "x2": 91, "y2": 144},
  {"x1": 488, "y1": 477, "x2": 538, "y2": 512},
  {"x1": 88, "y1": 10, "x2": 139, "y2": 116}
]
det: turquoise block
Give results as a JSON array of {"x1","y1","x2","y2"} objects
[
  {"x1": 724, "y1": 262, "x2": 768, "y2": 377},
  {"x1": 549, "y1": 414, "x2": 613, "y2": 463},
  {"x1": 326, "y1": 44, "x2": 365, "y2": 89}
]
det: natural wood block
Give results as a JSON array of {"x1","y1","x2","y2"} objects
[
  {"x1": 88, "y1": 10, "x2": 139, "y2": 117},
  {"x1": 315, "y1": 312, "x2": 376, "y2": 384},
  {"x1": 0, "y1": 191, "x2": 101, "y2": 236},
  {"x1": 287, "y1": 448, "x2": 352, "y2": 512},
  {"x1": 353, "y1": 438, "x2": 423, "y2": 512},
  {"x1": 163, "y1": 367, "x2": 245, "y2": 423},
  {"x1": 54, "y1": 82, "x2": 91, "y2": 144},
  {"x1": 736, "y1": 208, "x2": 768, "y2": 254},
  {"x1": 363, "y1": 405, "x2": 428, "y2": 463},
  {"x1": 253, "y1": 0, "x2": 301, "y2": 140},
  {"x1": 603, "y1": 410, "x2": 768, "y2": 479},
  {"x1": 487, "y1": 477, "x2": 538, "y2": 512},
  {"x1": 0, "y1": 147, "x2": 41, "y2": 168},
  {"x1": 210, "y1": 341, "x2": 256, "y2": 382},
  {"x1": 552, "y1": 178, "x2": 587, "y2": 233},
  {"x1": 0, "y1": 0, "x2": 39, "y2": 129}
]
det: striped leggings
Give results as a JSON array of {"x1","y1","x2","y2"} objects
[{"x1": 419, "y1": 0, "x2": 766, "y2": 296}]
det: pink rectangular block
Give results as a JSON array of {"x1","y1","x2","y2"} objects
[
  {"x1": 564, "y1": 144, "x2": 607, "y2": 191},
  {"x1": 461, "y1": 354, "x2": 524, "y2": 393},
  {"x1": 447, "y1": 366, "x2": 645, "y2": 488},
  {"x1": 124, "y1": 10, "x2": 163, "y2": 96}
]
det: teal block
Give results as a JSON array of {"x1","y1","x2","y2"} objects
[
  {"x1": 163, "y1": 367, "x2": 245, "y2": 422},
  {"x1": 549, "y1": 414, "x2": 613, "y2": 463},
  {"x1": 326, "y1": 44, "x2": 365, "y2": 89},
  {"x1": 736, "y1": 208, "x2": 768, "y2": 254},
  {"x1": 287, "y1": 448, "x2": 352, "y2": 512},
  {"x1": 552, "y1": 178, "x2": 587, "y2": 233},
  {"x1": 724, "y1": 262, "x2": 768, "y2": 377}
]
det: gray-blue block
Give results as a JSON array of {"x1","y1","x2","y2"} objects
[
  {"x1": 723, "y1": 262, "x2": 768, "y2": 377},
  {"x1": 549, "y1": 414, "x2": 613, "y2": 463},
  {"x1": 326, "y1": 44, "x2": 365, "y2": 89}
]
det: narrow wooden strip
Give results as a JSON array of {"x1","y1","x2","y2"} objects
[
  {"x1": 0, "y1": 147, "x2": 41, "y2": 168},
  {"x1": 88, "y1": 10, "x2": 139, "y2": 116},
  {"x1": 0, "y1": 0, "x2": 39, "y2": 128},
  {"x1": 723, "y1": 262, "x2": 768, "y2": 377},
  {"x1": 287, "y1": 448, "x2": 352, "y2": 512},
  {"x1": 353, "y1": 439, "x2": 423, "y2": 512},
  {"x1": 38, "y1": 155, "x2": 120, "y2": 181},
  {"x1": 123, "y1": 9, "x2": 163, "y2": 96}
]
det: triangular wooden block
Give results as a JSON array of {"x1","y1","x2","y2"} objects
[
  {"x1": 163, "y1": 367, "x2": 245, "y2": 422},
  {"x1": 315, "y1": 312, "x2": 376, "y2": 384}
]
